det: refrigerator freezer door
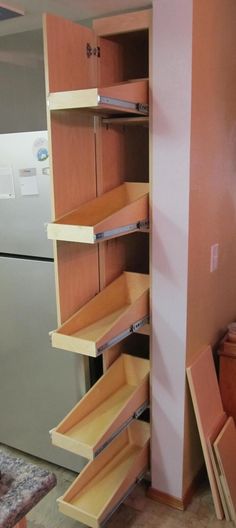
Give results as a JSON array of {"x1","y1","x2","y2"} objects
[
  {"x1": 0, "y1": 131, "x2": 52, "y2": 258},
  {"x1": 0, "y1": 257, "x2": 87, "y2": 472}
]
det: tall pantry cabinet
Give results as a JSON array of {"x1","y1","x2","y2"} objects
[{"x1": 43, "y1": 8, "x2": 151, "y2": 527}]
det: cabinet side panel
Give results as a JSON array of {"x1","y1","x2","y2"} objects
[
  {"x1": 43, "y1": 13, "x2": 97, "y2": 92},
  {"x1": 51, "y1": 112, "x2": 96, "y2": 219},
  {"x1": 123, "y1": 126, "x2": 149, "y2": 183},
  {"x1": 49, "y1": 111, "x2": 99, "y2": 324},
  {"x1": 57, "y1": 242, "x2": 99, "y2": 324},
  {"x1": 98, "y1": 38, "x2": 124, "y2": 86}
]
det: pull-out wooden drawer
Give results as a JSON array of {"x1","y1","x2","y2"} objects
[
  {"x1": 47, "y1": 182, "x2": 149, "y2": 244},
  {"x1": 48, "y1": 80, "x2": 148, "y2": 115},
  {"x1": 51, "y1": 272, "x2": 149, "y2": 356},
  {"x1": 57, "y1": 420, "x2": 150, "y2": 528},
  {"x1": 51, "y1": 354, "x2": 149, "y2": 459}
]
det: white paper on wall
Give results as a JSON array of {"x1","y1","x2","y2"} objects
[
  {"x1": 19, "y1": 167, "x2": 39, "y2": 196},
  {"x1": 0, "y1": 165, "x2": 15, "y2": 199}
]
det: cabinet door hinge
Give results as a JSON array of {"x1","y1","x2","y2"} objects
[{"x1": 86, "y1": 43, "x2": 100, "y2": 58}]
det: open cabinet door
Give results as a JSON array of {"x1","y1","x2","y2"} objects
[{"x1": 43, "y1": 13, "x2": 98, "y2": 93}]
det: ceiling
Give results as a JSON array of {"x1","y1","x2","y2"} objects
[{"x1": 0, "y1": 0, "x2": 151, "y2": 36}]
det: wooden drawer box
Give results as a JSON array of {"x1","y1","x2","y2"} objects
[
  {"x1": 57, "y1": 420, "x2": 150, "y2": 528},
  {"x1": 47, "y1": 182, "x2": 149, "y2": 244},
  {"x1": 51, "y1": 354, "x2": 149, "y2": 459},
  {"x1": 48, "y1": 79, "x2": 149, "y2": 115},
  {"x1": 51, "y1": 272, "x2": 149, "y2": 356}
]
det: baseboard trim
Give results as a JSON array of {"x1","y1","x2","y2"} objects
[
  {"x1": 147, "y1": 488, "x2": 185, "y2": 510},
  {"x1": 147, "y1": 465, "x2": 205, "y2": 511}
]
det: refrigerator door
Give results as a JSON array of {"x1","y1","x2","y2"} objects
[
  {"x1": 0, "y1": 256, "x2": 87, "y2": 472},
  {"x1": 0, "y1": 131, "x2": 52, "y2": 258}
]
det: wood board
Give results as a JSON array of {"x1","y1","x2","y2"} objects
[
  {"x1": 48, "y1": 80, "x2": 148, "y2": 114},
  {"x1": 57, "y1": 420, "x2": 150, "y2": 528},
  {"x1": 93, "y1": 9, "x2": 151, "y2": 36},
  {"x1": 102, "y1": 116, "x2": 149, "y2": 126},
  {"x1": 220, "y1": 340, "x2": 236, "y2": 357},
  {"x1": 214, "y1": 417, "x2": 236, "y2": 523},
  {"x1": 51, "y1": 272, "x2": 149, "y2": 356},
  {"x1": 207, "y1": 413, "x2": 230, "y2": 520},
  {"x1": 186, "y1": 345, "x2": 225, "y2": 519},
  {"x1": 51, "y1": 354, "x2": 149, "y2": 459},
  {"x1": 47, "y1": 182, "x2": 149, "y2": 244},
  {"x1": 219, "y1": 354, "x2": 236, "y2": 423}
]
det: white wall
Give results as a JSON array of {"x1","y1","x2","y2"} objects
[{"x1": 0, "y1": 30, "x2": 46, "y2": 133}]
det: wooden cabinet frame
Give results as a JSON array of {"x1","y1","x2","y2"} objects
[{"x1": 43, "y1": 8, "x2": 151, "y2": 526}]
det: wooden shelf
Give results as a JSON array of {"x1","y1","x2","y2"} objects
[
  {"x1": 48, "y1": 80, "x2": 148, "y2": 115},
  {"x1": 102, "y1": 116, "x2": 149, "y2": 127},
  {"x1": 57, "y1": 420, "x2": 150, "y2": 528},
  {"x1": 47, "y1": 182, "x2": 149, "y2": 244},
  {"x1": 51, "y1": 354, "x2": 149, "y2": 459},
  {"x1": 51, "y1": 272, "x2": 149, "y2": 357}
]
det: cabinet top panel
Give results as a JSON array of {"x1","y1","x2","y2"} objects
[{"x1": 93, "y1": 9, "x2": 151, "y2": 36}]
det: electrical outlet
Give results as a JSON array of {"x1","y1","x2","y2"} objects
[{"x1": 210, "y1": 243, "x2": 219, "y2": 272}]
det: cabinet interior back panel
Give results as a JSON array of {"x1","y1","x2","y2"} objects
[
  {"x1": 98, "y1": 234, "x2": 149, "y2": 289},
  {"x1": 99, "y1": 30, "x2": 148, "y2": 85},
  {"x1": 96, "y1": 121, "x2": 149, "y2": 289},
  {"x1": 96, "y1": 123, "x2": 149, "y2": 195}
]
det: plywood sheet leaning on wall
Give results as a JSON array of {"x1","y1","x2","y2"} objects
[
  {"x1": 213, "y1": 417, "x2": 236, "y2": 523},
  {"x1": 207, "y1": 413, "x2": 230, "y2": 520},
  {"x1": 186, "y1": 345, "x2": 225, "y2": 519}
]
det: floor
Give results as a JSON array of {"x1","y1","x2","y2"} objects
[{"x1": 0, "y1": 443, "x2": 233, "y2": 528}]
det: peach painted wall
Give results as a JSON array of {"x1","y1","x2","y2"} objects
[
  {"x1": 184, "y1": 0, "x2": 236, "y2": 492},
  {"x1": 151, "y1": 0, "x2": 193, "y2": 499}
]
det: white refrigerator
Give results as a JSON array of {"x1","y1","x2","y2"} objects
[{"x1": 0, "y1": 131, "x2": 88, "y2": 472}]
